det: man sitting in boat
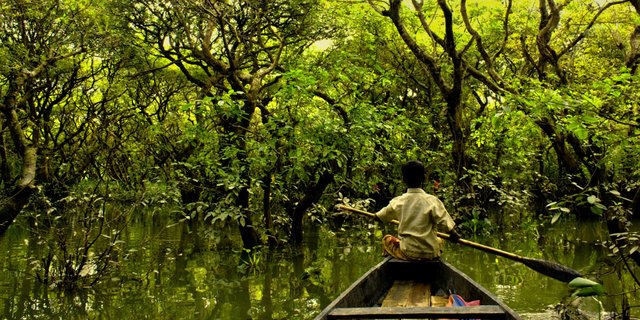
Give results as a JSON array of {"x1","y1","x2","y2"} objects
[{"x1": 376, "y1": 160, "x2": 461, "y2": 260}]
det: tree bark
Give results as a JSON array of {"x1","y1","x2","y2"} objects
[
  {"x1": 0, "y1": 146, "x2": 37, "y2": 235},
  {"x1": 445, "y1": 95, "x2": 470, "y2": 176},
  {"x1": 0, "y1": 123, "x2": 10, "y2": 183},
  {"x1": 536, "y1": 117, "x2": 582, "y2": 176},
  {"x1": 632, "y1": 185, "x2": 640, "y2": 217},
  {"x1": 627, "y1": 26, "x2": 640, "y2": 74},
  {"x1": 629, "y1": 2, "x2": 640, "y2": 74}
]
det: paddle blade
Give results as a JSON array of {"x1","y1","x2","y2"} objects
[{"x1": 522, "y1": 257, "x2": 582, "y2": 283}]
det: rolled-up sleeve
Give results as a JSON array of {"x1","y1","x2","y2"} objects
[{"x1": 376, "y1": 198, "x2": 400, "y2": 223}]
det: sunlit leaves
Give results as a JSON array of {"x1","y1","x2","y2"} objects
[{"x1": 547, "y1": 201, "x2": 571, "y2": 224}]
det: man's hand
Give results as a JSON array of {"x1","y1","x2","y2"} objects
[{"x1": 448, "y1": 229, "x2": 461, "y2": 242}]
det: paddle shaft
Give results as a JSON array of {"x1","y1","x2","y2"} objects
[
  {"x1": 336, "y1": 205, "x2": 524, "y2": 262},
  {"x1": 338, "y1": 205, "x2": 584, "y2": 282}
]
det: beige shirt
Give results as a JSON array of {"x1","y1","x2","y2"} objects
[{"x1": 376, "y1": 188, "x2": 455, "y2": 259}]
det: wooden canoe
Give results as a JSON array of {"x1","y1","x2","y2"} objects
[{"x1": 314, "y1": 257, "x2": 521, "y2": 319}]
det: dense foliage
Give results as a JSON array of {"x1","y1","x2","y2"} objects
[{"x1": 1, "y1": 0, "x2": 640, "y2": 313}]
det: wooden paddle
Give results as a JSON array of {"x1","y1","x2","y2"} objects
[{"x1": 336, "y1": 204, "x2": 583, "y2": 283}]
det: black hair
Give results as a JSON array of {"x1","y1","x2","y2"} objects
[{"x1": 402, "y1": 160, "x2": 425, "y2": 188}]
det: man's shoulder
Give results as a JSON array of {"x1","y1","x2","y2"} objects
[
  {"x1": 395, "y1": 189, "x2": 441, "y2": 204},
  {"x1": 414, "y1": 192, "x2": 444, "y2": 207},
  {"x1": 410, "y1": 190, "x2": 438, "y2": 200}
]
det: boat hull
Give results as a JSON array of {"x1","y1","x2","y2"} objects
[{"x1": 314, "y1": 257, "x2": 520, "y2": 319}]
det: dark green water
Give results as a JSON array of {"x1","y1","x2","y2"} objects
[{"x1": 0, "y1": 214, "x2": 635, "y2": 319}]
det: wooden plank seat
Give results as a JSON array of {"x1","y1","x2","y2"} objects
[
  {"x1": 381, "y1": 280, "x2": 431, "y2": 307},
  {"x1": 380, "y1": 280, "x2": 449, "y2": 308},
  {"x1": 327, "y1": 305, "x2": 508, "y2": 319}
]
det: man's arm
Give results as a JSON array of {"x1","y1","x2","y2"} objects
[{"x1": 376, "y1": 199, "x2": 399, "y2": 223}]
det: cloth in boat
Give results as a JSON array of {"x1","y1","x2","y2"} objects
[
  {"x1": 376, "y1": 188, "x2": 455, "y2": 260},
  {"x1": 445, "y1": 294, "x2": 481, "y2": 320},
  {"x1": 447, "y1": 294, "x2": 480, "y2": 307}
]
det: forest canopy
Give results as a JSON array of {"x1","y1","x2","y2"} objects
[{"x1": 0, "y1": 0, "x2": 639, "y2": 253}]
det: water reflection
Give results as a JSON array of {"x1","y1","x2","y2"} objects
[{"x1": 0, "y1": 216, "x2": 637, "y2": 319}]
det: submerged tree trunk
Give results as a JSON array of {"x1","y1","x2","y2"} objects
[
  {"x1": 236, "y1": 185, "x2": 260, "y2": 249},
  {"x1": 262, "y1": 174, "x2": 278, "y2": 246},
  {"x1": 227, "y1": 116, "x2": 261, "y2": 250},
  {"x1": 291, "y1": 171, "x2": 334, "y2": 244},
  {"x1": 0, "y1": 80, "x2": 40, "y2": 235}
]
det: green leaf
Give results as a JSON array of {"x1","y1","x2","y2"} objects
[
  {"x1": 568, "y1": 277, "x2": 601, "y2": 289},
  {"x1": 551, "y1": 211, "x2": 562, "y2": 224},
  {"x1": 180, "y1": 102, "x2": 194, "y2": 111},
  {"x1": 582, "y1": 115, "x2": 600, "y2": 124},
  {"x1": 590, "y1": 206, "x2": 604, "y2": 216},
  {"x1": 568, "y1": 277, "x2": 606, "y2": 296},
  {"x1": 574, "y1": 127, "x2": 589, "y2": 140},
  {"x1": 587, "y1": 195, "x2": 598, "y2": 204},
  {"x1": 572, "y1": 286, "x2": 605, "y2": 297}
]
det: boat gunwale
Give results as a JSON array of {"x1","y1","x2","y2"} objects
[
  {"x1": 438, "y1": 259, "x2": 520, "y2": 319},
  {"x1": 313, "y1": 257, "x2": 390, "y2": 320},
  {"x1": 327, "y1": 305, "x2": 508, "y2": 319}
]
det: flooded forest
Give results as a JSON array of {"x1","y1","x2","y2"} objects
[{"x1": 1, "y1": 0, "x2": 640, "y2": 319}]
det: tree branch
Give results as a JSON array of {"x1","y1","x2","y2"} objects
[
  {"x1": 494, "y1": 0, "x2": 513, "y2": 60},
  {"x1": 385, "y1": 0, "x2": 450, "y2": 94},
  {"x1": 411, "y1": 0, "x2": 445, "y2": 48},
  {"x1": 313, "y1": 90, "x2": 350, "y2": 126},
  {"x1": 558, "y1": 0, "x2": 628, "y2": 58},
  {"x1": 460, "y1": 0, "x2": 506, "y2": 88}
]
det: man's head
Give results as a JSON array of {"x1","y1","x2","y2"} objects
[{"x1": 402, "y1": 160, "x2": 425, "y2": 188}]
